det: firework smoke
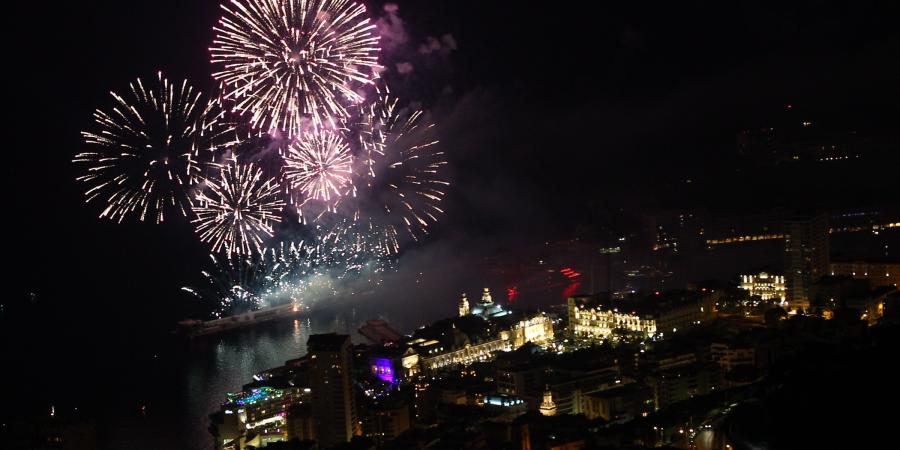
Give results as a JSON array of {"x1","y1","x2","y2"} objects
[{"x1": 348, "y1": 89, "x2": 449, "y2": 241}]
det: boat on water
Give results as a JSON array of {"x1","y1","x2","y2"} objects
[{"x1": 176, "y1": 302, "x2": 304, "y2": 338}]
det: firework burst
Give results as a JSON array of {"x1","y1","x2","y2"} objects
[
  {"x1": 182, "y1": 241, "x2": 317, "y2": 317},
  {"x1": 75, "y1": 72, "x2": 236, "y2": 223},
  {"x1": 182, "y1": 237, "x2": 386, "y2": 318},
  {"x1": 349, "y1": 90, "x2": 449, "y2": 241},
  {"x1": 283, "y1": 128, "x2": 353, "y2": 215},
  {"x1": 182, "y1": 253, "x2": 266, "y2": 317},
  {"x1": 192, "y1": 161, "x2": 285, "y2": 257},
  {"x1": 210, "y1": 0, "x2": 381, "y2": 136},
  {"x1": 317, "y1": 218, "x2": 400, "y2": 263}
]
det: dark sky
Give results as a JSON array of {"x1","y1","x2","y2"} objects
[{"x1": 7, "y1": 0, "x2": 900, "y2": 327}]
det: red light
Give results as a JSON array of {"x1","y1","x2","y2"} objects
[
  {"x1": 561, "y1": 282, "x2": 581, "y2": 299},
  {"x1": 560, "y1": 267, "x2": 581, "y2": 280},
  {"x1": 507, "y1": 287, "x2": 519, "y2": 304},
  {"x1": 654, "y1": 291, "x2": 660, "y2": 296}
]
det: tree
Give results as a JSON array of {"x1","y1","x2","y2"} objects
[{"x1": 764, "y1": 307, "x2": 788, "y2": 327}]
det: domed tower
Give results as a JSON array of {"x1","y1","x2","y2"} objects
[
  {"x1": 480, "y1": 287, "x2": 493, "y2": 306},
  {"x1": 471, "y1": 287, "x2": 508, "y2": 318},
  {"x1": 539, "y1": 388, "x2": 557, "y2": 416},
  {"x1": 458, "y1": 293, "x2": 470, "y2": 317}
]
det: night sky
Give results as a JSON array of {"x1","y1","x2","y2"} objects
[{"x1": 6, "y1": 0, "x2": 900, "y2": 419}]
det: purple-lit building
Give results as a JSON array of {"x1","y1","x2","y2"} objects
[{"x1": 368, "y1": 346, "x2": 419, "y2": 384}]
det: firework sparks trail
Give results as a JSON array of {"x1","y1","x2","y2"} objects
[
  {"x1": 317, "y1": 218, "x2": 400, "y2": 263},
  {"x1": 282, "y1": 128, "x2": 354, "y2": 216},
  {"x1": 192, "y1": 160, "x2": 285, "y2": 257},
  {"x1": 183, "y1": 236, "x2": 388, "y2": 318},
  {"x1": 182, "y1": 253, "x2": 265, "y2": 317},
  {"x1": 75, "y1": 72, "x2": 237, "y2": 223},
  {"x1": 349, "y1": 89, "x2": 449, "y2": 241},
  {"x1": 211, "y1": 0, "x2": 381, "y2": 136},
  {"x1": 182, "y1": 241, "x2": 316, "y2": 317}
]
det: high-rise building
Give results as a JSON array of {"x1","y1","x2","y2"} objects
[
  {"x1": 361, "y1": 396, "x2": 411, "y2": 445},
  {"x1": 286, "y1": 404, "x2": 315, "y2": 443},
  {"x1": 213, "y1": 382, "x2": 310, "y2": 449},
  {"x1": 784, "y1": 214, "x2": 830, "y2": 311},
  {"x1": 308, "y1": 333, "x2": 359, "y2": 447}
]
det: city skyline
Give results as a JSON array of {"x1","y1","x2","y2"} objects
[{"x1": 4, "y1": 1, "x2": 900, "y2": 449}]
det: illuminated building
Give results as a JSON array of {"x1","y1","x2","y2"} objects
[
  {"x1": 470, "y1": 287, "x2": 509, "y2": 318},
  {"x1": 830, "y1": 259, "x2": 900, "y2": 288},
  {"x1": 405, "y1": 294, "x2": 555, "y2": 372},
  {"x1": 458, "y1": 292, "x2": 470, "y2": 317},
  {"x1": 739, "y1": 272, "x2": 786, "y2": 303},
  {"x1": 370, "y1": 356, "x2": 399, "y2": 384},
  {"x1": 566, "y1": 292, "x2": 714, "y2": 341},
  {"x1": 508, "y1": 314, "x2": 555, "y2": 348},
  {"x1": 215, "y1": 383, "x2": 310, "y2": 449},
  {"x1": 368, "y1": 346, "x2": 421, "y2": 383},
  {"x1": 415, "y1": 334, "x2": 510, "y2": 371},
  {"x1": 308, "y1": 333, "x2": 360, "y2": 447},
  {"x1": 482, "y1": 393, "x2": 528, "y2": 419},
  {"x1": 539, "y1": 389, "x2": 557, "y2": 416},
  {"x1": 568, "y1": 299, "x2": 657, "y2": 338},
  {"x1": 784, "y1": 214, "x2": 830, "y2": 311}
]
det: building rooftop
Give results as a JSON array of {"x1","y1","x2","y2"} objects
[
  {"x1": 411, "y1": 315, "x2": 496, "y2": 349},
  {"x1": 571, "y1": 290, "x2": 707, "y2": 317},
  {"x1": 359, "y1": 319, "x2": 403, "y2": 344},
  {"x1": 584, "y1": 382, "x2": 649, "y2": 399},
  {"x1": 242, "y1": 376, "x2": 296, "y2": 392},
  {"x1": 307, "y1": 333, "x2": 351, "y2": 352},
  {"x1": 368, "y1": 343, "x2": 411, "y2": 359},
  {"x1": 831, "y1": 256, "x2": 900, "y2": 264}
]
